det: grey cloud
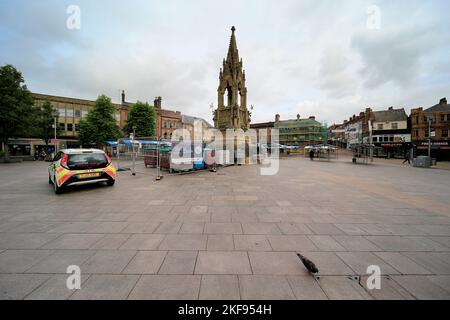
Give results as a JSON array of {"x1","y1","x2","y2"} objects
[{"x1": 351, "y1": 25, "x2": 438, "y2": 89}]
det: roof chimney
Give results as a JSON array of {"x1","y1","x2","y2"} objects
[
  {"x1": 154, "y1": 96, "x2": 162, "y2": 109},
  {"x1": 275, "y1": 114, "x2": 280, "y2": 122},
  {"x1": 440, "y1": 97, "x2": 447, "y2": 105},
  {"x1": 297, "y1": 114, "x2": 300, "y2": 121},
  {"x1": 121, "y1": 90, "x2": 125, "y2": 104}
]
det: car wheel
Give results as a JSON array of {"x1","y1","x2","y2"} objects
[
  {"x1": 107, "y1": 180, "x2": 115, "y2": 186},
  {"x1": 53, "y1": 175, "x2": 63, "y2": 194}
]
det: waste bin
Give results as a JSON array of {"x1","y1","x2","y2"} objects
[{"x1": 413, "y1": 156, "x2": 431, "y2": 168}]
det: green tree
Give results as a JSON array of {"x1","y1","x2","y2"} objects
[
  {"x1": 0, "y1": 64, "x2": 35, "y2": 160},
  {"x1": 35, "y1": 100, "x2": 60, "y2": 152},
  {"x1": 124, "y1": 101, "x2": 156, "y2": 137},
  {"x1": 78, "y1": 95, "x2": 121, "y2": 148}
]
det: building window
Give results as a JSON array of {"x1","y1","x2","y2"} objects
[
  {"x1": 373, "y1": 137, "x2": 378, "y2": 142},
  {"x1": 75, "y1": 110, "x2": 81, "y2": 118},
  {"x1": 59, "y1": 123, "x2": 66, "y2": 131},
  {"x1": 74, "y1": 123, "x2": 79, "y2": 132},
  {"x1": 441, "y1": 114, "x2": 445, "y2": 121},
  {"x1": 66, "y1": 108, "x2": 74, "y2": 118},
  {"x1": 67, "y1": 123, "x2": 73, "y2": 132},
  {"x1": 414, "y1": 116, "x2": 418, "y2": 124},
  {"x1": 115, "y1": 112, "x2": 120, "y2": 121},
  {"x1": 383, "y1": 136, "x2": 389, "y2": 142},
  {"x1": 425, "y1": 128, "x2": 429, "y2": 138},
  {"x1": 391, "y1": 123, "x2": 398, "y2": 130},
  {"x1": 389, "y1": 136, "x2": 394, "y2": 142},
  {"x1": 447, "y1": 114, "x2": 450, "y2": 121},
  {"x1": 442, "y1": 129, "x2": 449, "y2": 138},
  {"x1": 58, "y1": 108, "x2": 66, "y2": 117},
  {"x1": 377, "y1": 124, "x2": 383, "y2": 130},
  {"x1": 81, "y1": 110, "x2": 88, "y2": 118}
]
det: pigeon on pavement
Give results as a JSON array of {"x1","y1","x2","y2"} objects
[{"x1": 297, "y1": 253, "x2": 319, "y2": 274}]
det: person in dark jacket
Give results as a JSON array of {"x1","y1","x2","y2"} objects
[
  {"x1": 402, "y1": 149, "x2": 411, "y2": 164},
  {"x1": 309, "y1": 149, "x2": 314, "y2": 160}
]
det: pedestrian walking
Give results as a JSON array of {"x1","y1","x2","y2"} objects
[
  {"x1": 309, "y1": 149, "x2": 314, "y2": 161},
  {"x1": 402, "y1": 149, "x2": 411, "y2": 165}
]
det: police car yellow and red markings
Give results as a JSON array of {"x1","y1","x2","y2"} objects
[{"x1": 53, "y1": 165, "x2": 116, "y2": 187}]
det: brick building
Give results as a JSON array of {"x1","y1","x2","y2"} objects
[
  {"x1": 153, "y1": 97, "x2": 182, "y2": 140},
  {"x1": 411, "y1": 97, "x2": 450, "y2": 160},
  {"x1": 6, "y1": 92, "x2": 131, "y2": 157}
]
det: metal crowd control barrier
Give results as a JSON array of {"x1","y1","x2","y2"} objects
[
  {"x1": 114, "y1": 137, "x2": 250, "y2": 179},
  {"x1": 115, "y1": 137, "x2": 167, "y2": 181}
]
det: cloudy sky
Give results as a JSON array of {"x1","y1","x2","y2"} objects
[{"x1": 1, "y1": 0, "x2": 449, "y2": 125}]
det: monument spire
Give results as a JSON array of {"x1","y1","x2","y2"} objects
[
  {"x1": 226, "y1": 26, "x2": 239, "y2": 65},
  {"x1": 214, "y1": 26, "x2": 250, "y2": 131}
]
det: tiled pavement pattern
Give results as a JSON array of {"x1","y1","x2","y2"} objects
[{"x1": 0, "y1": 156, "x2": 450, "y2": 300}]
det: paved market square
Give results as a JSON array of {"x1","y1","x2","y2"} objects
[{"x1": 1, "y1": 155, "x2": 450, "y2": 300}]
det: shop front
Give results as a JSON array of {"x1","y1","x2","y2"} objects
[
  {"x1": 414, "y1": 141, "x2": 450, "y2": 161},
  {"x1": 373, "y1": 142, "x2": 412, "y2": 159}
]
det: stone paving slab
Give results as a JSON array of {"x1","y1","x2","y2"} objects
[
  {"x1": 25, "y1": 274, "x2": 90, "y2": 300},
  {"x1": 42, "y1": 234, "x2": 105, "y2": 250},
  {"x1": 374, "y1": 252, "x2": 433, "y2": 275},
  {"x1": 27, "y1": 250, "x2": 96, "y2": 274},
  {"x1": 1, "y1": 157, "x2": 450, "y2": 299},
  {"x1": 336, "y1": 252, "x2": 399, "y2": 275},
  {"x1": 70, "y1": 275, "x2": 139, "y2": 300},
  {"x1": 207, "y1": 235, "x2": 234, "y2": 251},
  {"x1": 239, "y1": 275, "x2": 296, "y2": 299},
  {"x1": 122, "y1": 251, "x2": 167, "y2": 274},
  {"x1": 81, "y1": 250, "x2": 137, "y2": 274},
  {"x1": 119, "y1": 234, "x2": 165, "y2": 250},
  {"x1": 0, "y1": 274, "x2": 50, "y2": 299},
  {"x1": 391, "y1": 275, "x2": 450, "y2": 299},
  {"x1": 248, "y1": 252, "x2": 308, "y2": 275},
  {"x1": 241, "y1": 223, "x2": 282, "y2": 235},
  {"x1": 0, "y1": 233, "x2": 60, "y2": 250},
  {"x1": 286, "y1": 275, "x2": 328, "y2": 299},
  {"x1": 0, "y1": 250, "x2": 53, "y2": 273},
  {"x1": 267, "y1": 235, "x2": 317, "y2": 251},
  {"x1": 195, "y1": 251, "x2": 251, "y2": 274},
  {"x1": 158, "y1": 251, "x2": 197, "y2": 274},
  {"x1": 360, "y1": 275, "x2": 415, "y2": 300},
  {"x1": 128, "y1": 275, "x2": 201, "y2": 300},
  {"x1": 316, "y1": 276, "x2": 372, "y2": 300},
  {"x1": 307, "y1": 235, "x2": 346, "y2": 251},
  {"x1": 158, "y1": 234, "x2": 207, "y2": 250},
  {"x1": 333, "y1": 236, "x2": 382, "y2": 251},
  {"x1": 234, "y1": 235, "x2": 272, "y2": 251},
  {"x1": 304, "y1": 252, "x2": 357, "y2": 275},
  {"x1": 199, "y1": 275, "x2": 240, "y2": 300}
]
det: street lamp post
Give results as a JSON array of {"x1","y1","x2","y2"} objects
[
  {"x1": 51, "y1": 110, "x2": 58, "y2": 155},
  {"x1": 132, "y1": 126, "x2": 137, "y2": 176},
  {"x1": 428, "y1": 118, "x2": 431, "y2": 158}
]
